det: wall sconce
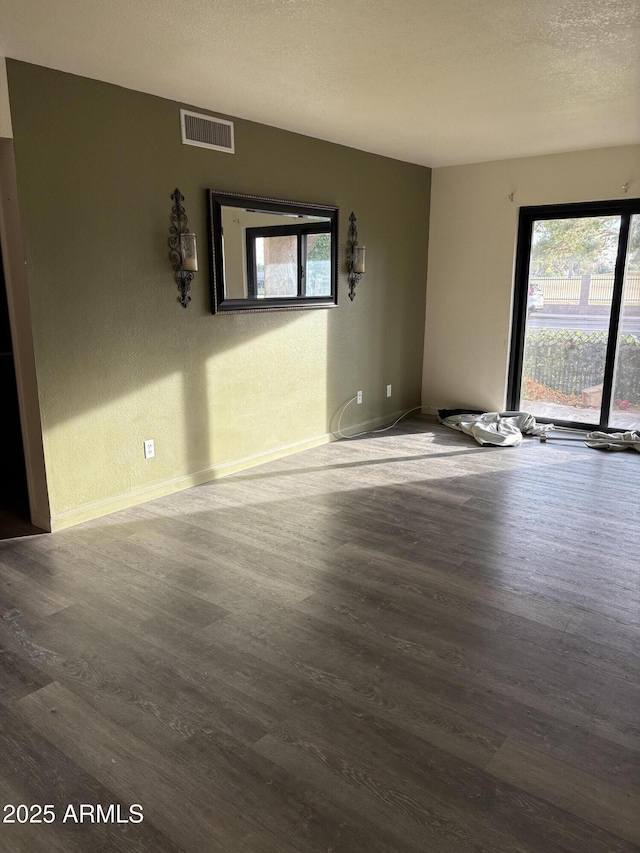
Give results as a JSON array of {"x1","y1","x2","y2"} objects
[
  {"x1": 347, "y1": 211, "x2": 366, "y2": 301},
  {"x1": 169, "y1": 188, "x2": 198, "y2": 308}
]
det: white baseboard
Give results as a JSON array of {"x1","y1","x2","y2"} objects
[
  {"x1": 420, "y1": 404, "x2": 439, "y2": 416},
  {"x1": 48, "y1": 408, "x2": 424, "y2": 532},
  {"x1": 49, "y1": 431, "x2": 334, "y2": 531},
  {"x1": 334, "y1": 407, "x2": 419, "y2": 437}
]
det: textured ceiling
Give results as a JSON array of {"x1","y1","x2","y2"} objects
[{"x1": 0, "y1": 0, "x2": 638, "y2": 166}]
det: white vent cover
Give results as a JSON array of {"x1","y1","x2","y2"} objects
[{"x1": 180, "y1": 109, "x2": 235, "y2": 154}]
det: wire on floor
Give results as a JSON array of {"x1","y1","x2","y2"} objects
[{"x1": 335, "y1": 398, "x2": 423, "y2": 439}]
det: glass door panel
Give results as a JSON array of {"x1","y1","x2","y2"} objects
[
  {"x1": 258, "y1": 235, "x2": 298, "y2": 297},
  {"x1": 609, "y1": 214, "x2": 640, "y2": 430},
  {"x1": 520, "y1": 215, "x2": 621, "y2": 426}
]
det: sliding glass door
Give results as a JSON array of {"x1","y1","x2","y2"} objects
[
  {"x1": 508, "y1": 201, "x2": 640, "y2": 431},
  {"x1": 610, "y1": 214, "x2": 640, "y2": 428}
]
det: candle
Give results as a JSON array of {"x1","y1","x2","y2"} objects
[
  {"x1": 353, "y1": 246, "x2": 366, "y2": 274},
  {"x1": 180, "y1": 233, "x2": 198, "y2": 272}
]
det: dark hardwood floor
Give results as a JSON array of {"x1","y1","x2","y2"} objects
[{"x1": 1, "y1": 420, "x2": 639, "y2": 851}]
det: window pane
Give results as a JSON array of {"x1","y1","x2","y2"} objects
[
  {"x1": 306, "y1": 234, "x2": 331, "y2": 296},
  {"x1": 520, "y1": 216, "x2": 621, "y2": 425},
  {"x1": 609, "y1": 214, "x2": 640, "y2": 430},
  {"x1": 259, "y1": 235, "x2": 297, "y2": 298}
]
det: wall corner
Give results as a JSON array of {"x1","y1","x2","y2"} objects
[{"x1": 0, "y1": 58, "x2": 13, "y2": 139}]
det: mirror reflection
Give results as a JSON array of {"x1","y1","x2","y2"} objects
[{"x1": 208, "y1": 192, "x2": 338, "y2": 313}]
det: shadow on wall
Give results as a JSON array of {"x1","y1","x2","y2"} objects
[
  {"x1": 326, "y1": 166, "x2": 430, "y2": 437},
  {"x1": 6, "y1": 60, "x2": 429, "y2": 519}
]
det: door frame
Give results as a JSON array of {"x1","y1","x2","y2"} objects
[
  {"x1": 0, "y1": 139, "x2": 51, "y2": 530},
  {"x1": 507, "y1": 197, "x2": 640, "y2": 430}
]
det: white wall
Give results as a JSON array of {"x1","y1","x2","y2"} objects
[
  {"x1": 0, "y1": 59, "x2": 13, "y2": 137},
  {"x1": 422, "y1": 144, "x2": 640, "y2": 412}
]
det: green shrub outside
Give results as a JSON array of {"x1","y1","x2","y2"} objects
[{"x1": 523, "y1": 330, "x2": 640, "y2": 404}]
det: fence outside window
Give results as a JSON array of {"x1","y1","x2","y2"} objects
[{"x1": 531, "y1": 275, "x2": 640, "y2": 306}]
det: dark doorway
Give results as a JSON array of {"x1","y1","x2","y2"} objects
[{"x1": 0, "y1": 242, "x2": 38, "y2": 538}]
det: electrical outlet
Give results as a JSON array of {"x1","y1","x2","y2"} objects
[
  {"x1": 144, "y1": 439, "x2": 155, "y2": 459},
  {"x1": 356, "y1": 390, "x2": 363, "y2": 404},
  {"x1": 386, "y1": 384, "x2": 392, "y2": 397}
]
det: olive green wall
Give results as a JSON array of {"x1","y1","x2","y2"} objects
[{"x1": 6, "y1": 61, "x2": 430, "y2": 529}]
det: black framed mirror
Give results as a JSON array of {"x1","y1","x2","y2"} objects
[{"x1": 208, "y1": 191, "x2": 338, "y2": 314}]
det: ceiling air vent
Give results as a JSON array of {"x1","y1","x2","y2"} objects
[{"x1": 180, "y1": 109, "x2": 235, "y2": 154}]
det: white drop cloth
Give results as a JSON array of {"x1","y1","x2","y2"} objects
[
  {"x1": 441, "y1": 411, "x2": 553, "y2": 447},
  {"x1": 585, "y1": 431, "x2": 640, "y2": 452}
]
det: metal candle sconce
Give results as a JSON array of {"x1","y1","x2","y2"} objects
[
  {"x1": 169, "y1": 188, "x2": 198, "y2": 308},
  {"x1": 347, "y1": 211, "x2": 366, "y2": 301}
]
